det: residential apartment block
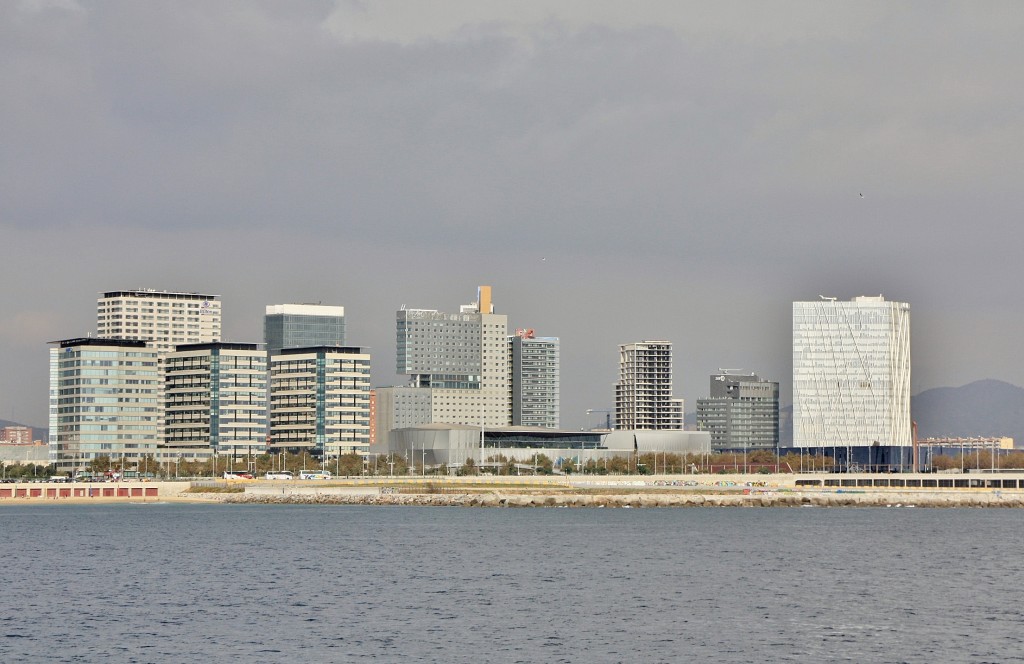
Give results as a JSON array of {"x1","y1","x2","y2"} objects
[
  {"x1": 164, "y1": 343, "x2": 268, "y2": 460},
  {"x1": 615, "y1": 341, "x2": 684, "y2": 430},
  {"x1": 269, "y1": 346, "x2": 371, "y2": 457},
  {"x1": 509, "y1": 329, "x2": 560, "y2": 428}
]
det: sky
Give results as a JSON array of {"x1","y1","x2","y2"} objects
[{"x1": 3, "y1": 1, "x2": 1024, "y2": 429}]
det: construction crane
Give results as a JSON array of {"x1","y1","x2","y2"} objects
[{"x1": 586, "y1": 409, "x2": 612, "y2": 431}]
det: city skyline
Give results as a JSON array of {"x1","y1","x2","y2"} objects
[{"x1": 3, "y1": 3, "x2": 1023, "y2": 429}]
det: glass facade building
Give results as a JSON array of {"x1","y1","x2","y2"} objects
[
  {"x1": 48, "y1": 338, "x2": 159, "y2": 472},
  {"x1": 792, "y1": 296, "x2": 911, "y2": 450},
  {"x1": 264, "y1": 304, "x2": 346, "y2": 357}
]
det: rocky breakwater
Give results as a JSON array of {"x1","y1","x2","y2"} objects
[{"x1": 185, "y1": 489, "x2": 1024, "y2": 508}]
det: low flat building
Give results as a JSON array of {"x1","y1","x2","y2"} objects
[
  {"x1": 375, "y1": 424, "x2": 710, "y2": 467},
  {"x1": 0, "y1": 443, "x2": 50, "y2": 467}
]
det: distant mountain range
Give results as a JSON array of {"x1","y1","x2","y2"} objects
[
  {"x1": 690, "y1": 379, "x2": 1024, "y2": 447},
  {"x1": 911, "y1": 379, "x2": 1024, "y2": 444}
]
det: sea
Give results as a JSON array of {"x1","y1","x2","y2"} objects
[{"x1": 1, "y1": 503, "x2": 1022, "y2": 663}]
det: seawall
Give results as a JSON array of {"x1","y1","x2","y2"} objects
[{"x1": 204, "y1": 489, "x2": 1024, "y2": 508}]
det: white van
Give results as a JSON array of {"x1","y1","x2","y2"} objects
[
  {"x1": 265, "y1": 471, "x2": 294, "y2": 480},
  {"x1": 299, "y1": 470, "x2": 332, "y2": 480}
]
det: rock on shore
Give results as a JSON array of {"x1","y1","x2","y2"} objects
[{"x1": 186, "y1": 490, "x2": 1024, "y2": 508}]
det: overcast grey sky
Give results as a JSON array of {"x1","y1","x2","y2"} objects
[{"x1": 3, "y1": 1, "x2": 1023, "y2": 428}]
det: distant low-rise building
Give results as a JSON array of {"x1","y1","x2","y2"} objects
[
  {"x1": 375, "y1": 424, "x2": 710, "y2": 468},
  {"x1": 0, "y1": 443, "x2": 49, "y2": 467},
  {"x1": 1, "y1": 426, "x2": 34, "y2": 445}
]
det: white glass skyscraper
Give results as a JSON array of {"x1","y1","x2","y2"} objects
[{"x1": 792, "y1": 296, "x2": 911, "y2": 449}]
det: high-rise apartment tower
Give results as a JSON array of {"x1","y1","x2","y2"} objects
[
  {"x1": 509, "y1": 329, "x2": 560, "y2": 428},
  {"x1": 164, "y1": 343, "x2": 268, "y2": 460},
  {"x1": 615, "y1": 341, "x2": 684, "y2": 430}
]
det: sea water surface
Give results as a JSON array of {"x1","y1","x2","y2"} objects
[{"x1": 1, "y1": 504, "x2": 1022, "y2": 663}]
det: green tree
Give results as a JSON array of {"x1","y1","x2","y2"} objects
[
  {"x1": 88, "y1": 455, "x2": 112, "y2": 473},
  {"x1": 606, "y1": 455, "x2": 630, "y2": 474},
  {"x1": 375, "y1": 453, "x2": 409, "y2": 476},
  {"x1": 336, "y1": 452, "x2": 365, "y2": 476},
  {"x1": 930, "y1": 454, "x2": 958, "y2": 471},
  {"x1": 533, "y1": 454, "x2": 554, "y2": 475}
]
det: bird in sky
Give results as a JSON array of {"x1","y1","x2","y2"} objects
[{"x1": 859, "y1": 192, "x2": 864, "y2": 198}]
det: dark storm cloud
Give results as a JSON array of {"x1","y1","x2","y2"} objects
[{"x1": 2, "y1": 1, "x2": 1024, "y2": 426}]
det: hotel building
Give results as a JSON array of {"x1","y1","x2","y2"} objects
[
  {"x1": 376, "y1": 287, "x2": 509, "y2": 448},
  {"x1": 96, "y1": 289, "x2": 221, "y2": 352},
  {"x1": 95, "y1": 289, "x2": 222, "y2": 448}
]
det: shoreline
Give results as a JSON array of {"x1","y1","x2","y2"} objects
[
  {"x1": 197, "y1": 490, "x2": 1024, "y2": 508},
  {"x1": 5, "y1": 474, "x2": 1024, "y2": 507}
]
